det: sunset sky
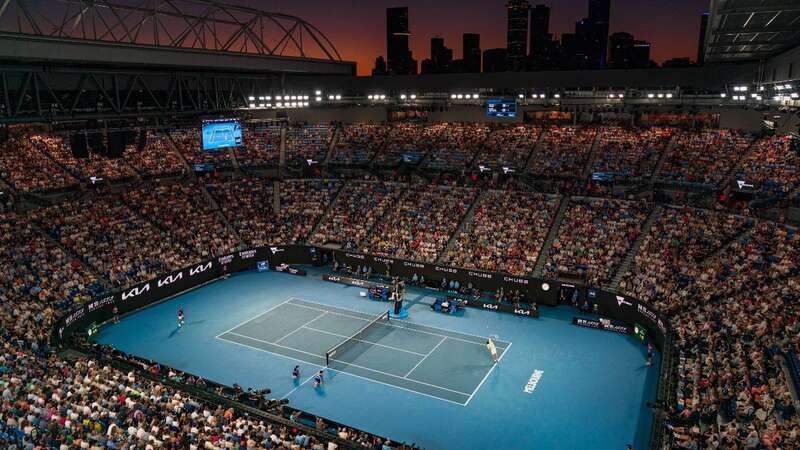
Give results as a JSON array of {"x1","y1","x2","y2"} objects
[{"x1": 235, "y1": 0, "x2": 711, "y2": 76}]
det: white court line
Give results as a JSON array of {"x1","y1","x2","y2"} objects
[
  {"x1": 282, "y1": 373, "x2": 318, "y2": 400},
  {"x1": 215, "y1": 298, "x2": 295, "y2": 338},
  {"x1": 274, "y1": 312, "x2": 328, "y2": 345},
  {"x1": 301, "y1": 325, "x2": 427, "y2": 357},
  {"x1": 464, "y1": 342, "x2": 513, "y2": 406},
  {"x1": 215, "y1": 334, "x2": 468, "y2": 406},
  {"x1": 404, "y1": 336, "x2": 446, "y2": 378},
  {"x1": 287, "y1": 297, "x2": 511, "y2": 349},
  {"x1": 219, "y1": 331, "x2": 472, "y2": 397}
]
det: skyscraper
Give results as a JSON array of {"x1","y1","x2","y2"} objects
[
  {"x1": 506, "y1": 0, "x2": 530, "y2": 71},
  {"x1": 422, "y1": 37, "x2": 453, "y2": 73},
  {"x1": 697, "y1": 12, "x2": 709, "y2": 65},
  {"x1": 463, "y1": 33, "x2": 481, "y2": 73},
  {"x1": 530, "y1": 4, "x2": 551, "y2": 68},
  {"x1": 587, "y1": 0, "x2": 610, "y2": 67},
  {"x1": 386, "y1": 7, "x2": 417, "y2": 75},
  {"x1": 609, "y1": 32, "x2": 651, "y2": 68},
  {"x1": 483, "y1": 48, "x2": 508, "y2": 73}
]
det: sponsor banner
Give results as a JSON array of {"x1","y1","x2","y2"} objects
[
  {"x1": 572, "y1": 317, "x2": 632, "y2": 334},
  {"x1": 257, "y1": 261, "x2": 269, "y2": 272},
  {"x1": 329, "y1": 249, "x2": 558, "y2": 306},
  {"x1": 322, "y1": 274, "x2": 386, "y2": 289},
  {"x1": 464, "y1": 299, "x2": 539, "y2": 318},
  {"x1": 274, "y1": 264, "x2": 307, "y2": 276}
]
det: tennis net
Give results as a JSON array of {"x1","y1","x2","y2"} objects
[{"x1": 325, "y1": 310, "x2": 389, "y2": 367}]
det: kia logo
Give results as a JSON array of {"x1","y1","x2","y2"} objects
[
  {"x1": 189, "y1": 262, "x2": 212, "y2": 276},
  {"x1": 483, "y1": 303, "x2": 498, "y2": 310},
  {"x1": 122, "y1": 283, "x2": 150, "y2": 300},
  {"x1": 158, "y1": 272, "x2": 183, "y2": 287}
]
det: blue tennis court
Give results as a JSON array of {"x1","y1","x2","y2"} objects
[
  {"x1": 217, "y1": 297, "x2": 510, "y2": 405},
  {"x1": 96, "y1": 268, "x2": 660, "y2": 450}
]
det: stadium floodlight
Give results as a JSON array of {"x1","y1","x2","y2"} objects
[
  {"x1": 265, "y1": 96, "x2": 272, "y2": 101},
  {"x1": 379, "y1": 95, "x2": 386, "y2": 100},
  {"x1": 248, "y1": 96, "x2": 255, "y2": 101},
  {"x1": 315, "y1": 96, "x2": 322, "y2": 102},
  {"x1": 785, "y1": 84, "x2": 793, "y2": 89},
  {"x1": 258, "y1": 96, "x2": 264, "y2": 101},
  {"x1": 738, "y1": 85, "x2": 749, "y2": 91},
  {"x1": 335, "y1": 95, "x2": 342, "y2": 100},
  {"x1": 473, "y1": 94, "x2": 480, "y2": 99},
  {"x1": 657, "y1": 93, "x2": 664, "y2": 98},
  {"x1": 539, "y1": 94, "x2": 545, "y2": 99},
  {"x1": 776, "y1": 85, "x2": 784, "y2": 90},
  {"x1": 554, "y1": 94, "x2": 560, "y2": 98},
  {"x1": 608, "y1": 94, "x2": 615, "y2": 98},
  {"x1": 249, "y1": 103, "x2": 256, "y2": 108},
  {"x1": 451, "y1": 94, "x2": 457, "y2": 99},
  {"x1": 267, "y1": 103, "x2": 272, "y2": 107},
  {"x1": 720, "y1": 93, "x2": 727, "y2": 98},
  {"x1": 258, "y1": 103, "x2": 264, "y2": 108},
  {"x1": 457, "y1": 94, "x2": 464, "y2": 99},
  {"x1": 756, "y1": 95, "x2": 762, "y2": 101},
  {"x1": 400, "y1": 94, "x2": 407, "y2": 100},
  {"x1": 666, "y1": 93, "x2": 673, "y2": 98},
  {"x1": 315, "y1": 90, "x2": 322, "y2": 95},
  {"x1": 304, "y1": 102, "x2": 309, "y2": 106},
  {"x1": 518, "y1": 94, "x2": 524, "y2": 99},
  {"x1": 619, "y1": 94, "x2": 624, "y2": 98},
  {"x1": 750, "y1": 93, "x2": 758, "y2": 98},
  {"x1": 277, "y1": 102, "x2": 283, "y2": 107},
  {"x1": 410, "y1": 94, "x2": 417, "y2": 99},
  {"x1": 276, "y1": 95, "x2": 282, "y2": 100},
  {"x1": 303, "y1": 95, "x2": 309, "y2": 100},
  {"x1": 647, "y1": 93, "x2": 655, "y2": 98},
  {"x1": 791, "y1": 93, "x2": 799, "y2": 98},
  {"x1": 367, "y1": 95, "x2": 373, "y2": 100}
]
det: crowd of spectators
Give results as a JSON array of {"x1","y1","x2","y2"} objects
[
  {"x1": 362, "y1": 185, "x2": 476, "y2": 262},
  {"x1": 121, "y1": 183, "x2": 240, "y2": 258},
  {"x1": 734, "y1": 135, "x2": 800, "y2": 198},
  {"x1": 30, "y1": 195, "x2": 195, "y2": 288},
  {"x1": 658, "y1": 130, "x2": 753, "y2": 186},
  {"x1": 529, "y1": 126, "x2": 597, "y2": 177},
  {"x1": 475, "y1": 124, "x2": 541, "y2": 169},
  {"x1": 543, "y1": 198, "x2": 650, "y2": 285},
  {"x1": 122, "y1": 131, "x2": 186, "y2": 178},
  {"x1": 331, "y1": 124, "x2": 390, "y2": 165},
  {"x1": 591, "y1": 126, "x2": 673, "y2": 179},
  {"x1": 207, "y1": 177, "x2": 339, "y2": 247},
  {"x1": 618, "y1": 206, "x2": 752, "y2": 311},
  {"x1": 374, "y1": 123, "x2": 443, "y2": 166},
  {"x1": 286, "y1": 125, "x2": 333, "y2": 165},
  {"x1": 0, "y1": 135, "x2": 78, "y2": 192},
  {"x1": 422, "y1": 123, "x2": 489, "y2": 171},
  {"x1": 442, "y1": 191, "x2": 560, "y2": 275},
  {"x1": 310, "y1": 181, "x2": 402, "y2": 250},
  {"x1": 238, "y1": 125, "x2": 281, "y2": 167},
  {"x1": 32, "y1": 134, "x2": 137, "y2": 182}
]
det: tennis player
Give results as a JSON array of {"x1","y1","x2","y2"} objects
[
  {"x1": 292, "y1": 365, "x2": 300, "y2": 381},
  {"x1": 486, "y1": 338, "x2": 499, "y2": 364},
  {"x1": 313, "y1": 370, "x2": 325, "y2": 388},
  {"x1": 177, "y1": 306, "x2": 185, "y2": 328}
]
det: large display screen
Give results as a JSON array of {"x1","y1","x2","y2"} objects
[
  {"x1": 487, "y1": 98, "x2": 517, "y2": 118},
  {"x1": 201, "y1": 118, "x2": 243, "y2": 151}
]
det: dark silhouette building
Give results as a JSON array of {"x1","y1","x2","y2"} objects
[
  {"x1": 529, "y1": 4, "x2": 557, "y2": 69},
  {"x1": 421, "y1": 37, "x2": 453, "y2": 74},
  {"x1": 608, "y1": 32, "x2": 651, "y2": 68},
  {"x1": 697, "y1": 12, "x2": 709, "y2": 65},
  {"x1": 587, "y1": 0, "x2": 610, "y2": 67},
  {"x1": 463, "y1": 33, "x2": 481, "y2": 73},
  {"x1": 483, "y1": 48, "x2": 508, "y2": 72},
  {"x1": 506, "y1": 0, "x2": 530, "y2": 71},
  {"x1": 372, "y1": 56, "x2": 387, "y2": 75},
  {"x1": 386, "y1": 7, "x2": 417, "y2": 75}
]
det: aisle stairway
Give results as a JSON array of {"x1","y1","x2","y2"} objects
[
  {"x1": 606, "y1": 205, "x2": 662, "y2": 290},
  {"x1": 532, "y1": 195, "x2": 570, "y2": 277},
  {"x1": 651, "y1": 134, "x2": 678, "y2": 182},
  {"x1": 305, "y1": 180, "x2": 348, "y2": 244},
  {"x1": 702, "y1": 222, "x2": 756, "y2": 267},
  {"x1": 436, "y1": 189, "x2": 486, "y2": 263}
]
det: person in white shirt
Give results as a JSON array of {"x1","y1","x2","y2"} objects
[{"x1": 486, "y1": 338, "x2": 499, "y2": 363}]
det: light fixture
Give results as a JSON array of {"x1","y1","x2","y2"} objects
[
  {"x1": 335, "y1": 95, "x2": 341, "y2": 100},
  {"x1": 328, "y1": 95, "x2": 335, "y2": 100},
  {"x1": 720, "y1": 93, "x2": 727, "y2": 98},
  {"x1": 619, "y1": 94, "x2": 624, "y2": 98},
  {"x1": 473, "y1": 94, "x2": 479, "y2": 99},
  {"x1": 248, "y1": 96, "x2": 255, "y2": 101},
  {"x1": 553, "y1": 94, "x2": 560, "y2": 98},
  {"x1": 249, "y1": 103, "x2": 256, "y2": 108},
  {"x1": 647, "y1": 93, "x2": 655, "y2": 98},
  {"x1": 410, "y1": 94, "x2": 417, "y2": 99},
  {"x1": 368, "y1": 95, "x2": 373, "y2": 100},
  {"x1": 276, "y1": 95, "x2": 282, "y2": 101},
  {"x1": 315, "y1": 90, "x2": 322, "y2": 95},
  {"x1": 457, "y1": 94, "x2": 464, "y2": 99},
  {"x1": 265, "y1": 96, "x2": 271, "y2": 101},
  {"x1": 666, "y1": 93, "x2": 673, "y2": 98},
  {"x1": 518, "y1": 94, "x2": 524, "y2": 99},
  {"x1": 451, "y1": 94, "x2": 457, "y2": 99},
  {"x1": 400, "y1": 94, "x2": 407, "y2": 99},
  {"x1": 315, "y1": 96, "x2": 322, "y2": 102}
]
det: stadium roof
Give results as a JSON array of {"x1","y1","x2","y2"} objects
[{"x1": 705, "y1": 0, "x2": 800, "y2": 63}]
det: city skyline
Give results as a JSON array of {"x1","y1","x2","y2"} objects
[{"x1": 231, "y1": 0, "x2": 710, "y2": 76}]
